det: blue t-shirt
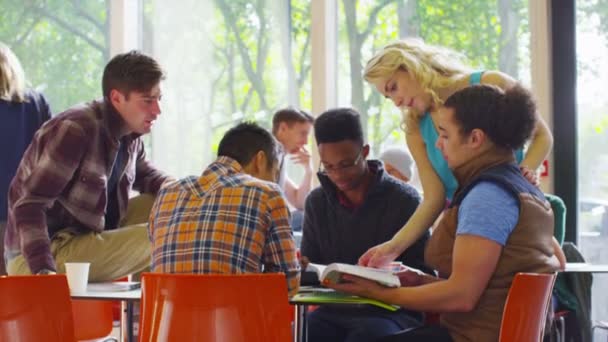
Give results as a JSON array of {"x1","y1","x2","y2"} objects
[{"x1": 456, "y1": 181, "x2": 519, "y2": 246}]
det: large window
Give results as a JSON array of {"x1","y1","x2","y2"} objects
[
  {"x1": 141, "y1": 0, "x2": 311, "y2": 177},
  {"x1": 0, "y1": 0, "x2": 108, "y2": 113},
  {"x1": 576, "y1": 0, "x2": 608, "y2": 326},
  {"x1": 335, "y1": 0, "x2": 528, "y2": 190},
  {"x1": 336, "y1": 0, "x2": 530, "y2": 158}
]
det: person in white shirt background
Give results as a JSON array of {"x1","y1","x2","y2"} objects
[{"x1": 272, "y1": 108, "x2": 314, "y2": 232}]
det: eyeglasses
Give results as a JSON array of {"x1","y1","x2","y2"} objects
[{"x1": 318, "y1": 149, "x2": 363, "y2": 175}]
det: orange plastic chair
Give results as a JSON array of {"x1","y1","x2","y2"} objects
[
  {"x1": 72, "y1": 275, "x2": 130, "y2": 340},
  {"x1": 139, "y1": 273, "x2": 292, "y2": 342},
  {"x1": 0, "y1": 275, "x2": 76, "y2": 342},
  {"x1": 72, "y1": 300, "x2": 114, "y2": 341},
  {"x1": 111, "y1": 276, "x2": 131, "y2": 322},
  {"x1": 499, "y1": 272, "x2": 557, "y2": 342}
]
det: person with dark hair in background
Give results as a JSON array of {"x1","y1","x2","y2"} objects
[
  {"x1": 301, "y1": 107, "x2": 430, "y2": 342},
  {"x1": 0, "y1": 42, "x2": 52, "y2": 275},
  {"x1": 149, "y1": 122, "x2": 300, "y2": 296},
  {"x1": 272, "y1": 108, "x2": 315, "y2": 231},
  {"x1": 329, "y1": 85, "x2": 562, "y2": 342},
  {"x1": 5, "y1": 50, "x2": 172, "y2": 280}
]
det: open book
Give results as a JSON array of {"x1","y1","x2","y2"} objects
[{"x1": 305, "y1": 262, "x2": 401, "y2": 288}]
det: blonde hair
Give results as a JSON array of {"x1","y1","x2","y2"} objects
[
  {"x1": 364, "y1": 38, "x2": 471, "y2": 128},
  {"x1": 0, "y1": 42, "x2": 26, "y2": 102}
]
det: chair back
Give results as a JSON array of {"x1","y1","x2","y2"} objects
[
  {"x1": 545, "y1": 193, "x2": 566, "y2": 245},
  {"x1": 499, "y1": 272, "x2": 557, "y2": 342},
  {"x1": 139, "y1": 273, "x2": 292, "y2": 342},
  {"x1": 0, "y1": 275, "x2": 76, "y2": 342},
  {"x1": 72, "y1": 300, "x2": 114, "y2": 340}
]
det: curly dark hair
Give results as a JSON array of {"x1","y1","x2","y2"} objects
[{"x1": 443, "y1": 84, "x2": 537, "y2": 150}]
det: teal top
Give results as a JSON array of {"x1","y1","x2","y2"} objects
[{"x1": 418, "y1": 71, "x2": 524, "y2": 200}]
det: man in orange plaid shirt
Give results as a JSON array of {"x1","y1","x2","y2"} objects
[{"x1": 148, "y1": 122, "x2": 300, "y2": 295}]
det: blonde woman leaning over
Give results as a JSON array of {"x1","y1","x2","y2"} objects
[{"x1": 358, "y1": 38, "x2": 564, "y2": 269}]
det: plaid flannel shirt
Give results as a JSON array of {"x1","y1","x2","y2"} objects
[
  {"x1": 149, "y1": 156, "x2": 300, "y2": 295},
  {"x1": 4, "y1": 99, "x2": 170, "y2": 274}
]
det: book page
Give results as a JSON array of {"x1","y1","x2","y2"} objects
[
  {"x1": 307, "y1": 263, "x2": 327, "y2": 277},
  {"x1": 321, "y1": 263, "x2": 400, "y2": 288}
]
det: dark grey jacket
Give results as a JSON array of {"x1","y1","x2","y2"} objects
[{"x1": 301, "y1": 159, "x2": 431, "y2": 274}]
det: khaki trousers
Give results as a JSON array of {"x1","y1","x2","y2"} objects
[{"x1": 7, "y1": 194, "x2": 154, "y2": 282}]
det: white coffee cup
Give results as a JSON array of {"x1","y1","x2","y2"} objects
[{"x1": 65, "y1": 262, "x2": 90, "y2": 293}]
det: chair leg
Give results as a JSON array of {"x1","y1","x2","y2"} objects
[{"x1": 557, "y1": 316, "x2": 565, "y2": 342}]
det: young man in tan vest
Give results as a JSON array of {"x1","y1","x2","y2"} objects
[{"x1": 329, "y1": 84, "x2": 563, "y2": 342}]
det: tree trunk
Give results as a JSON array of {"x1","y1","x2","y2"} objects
[
  {"x1": 343, "y1": 0, "x2": 398, "y2": 145},
  {"x1": 215, "y1": 0, "x2": 269, "y2": 111},
  {"x1": 498, "y1": 0, "x2": 520, "y2": 77},
  {"x1": 343, "y1": 0, "x2": 368, "y2": 139},
  {"x1": 397, "y1": 0, "x2": 419, "y2": 38},
  {"x1": 277, "y1": 0, "x2": 299, "y2": 107}
]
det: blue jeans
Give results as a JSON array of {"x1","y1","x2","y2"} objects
[
  {"x1": 307, "y1": 306, "x2": 421, "y2": 342},
  {"x1": 378, "y1": 325, "x2": 453, "y2": 342},
  {"x1": 290, "y1": 209, "x2": 304, "y2": 232}
]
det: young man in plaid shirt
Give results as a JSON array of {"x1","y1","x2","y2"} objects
[
  {"x1": 5, "y1": 51, "x2": 172, "y2": 280},
  {"x1": 149, "y1": 122, "x2": 300, "y2": 295}
]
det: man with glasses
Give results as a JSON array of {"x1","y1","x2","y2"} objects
[{"x1": 300, "y1": 108, "x2": 431, "y2": 342}]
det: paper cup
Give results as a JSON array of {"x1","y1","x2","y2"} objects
[{"x1": 65, "y1": 262, "x2": 90, "y2": 293}]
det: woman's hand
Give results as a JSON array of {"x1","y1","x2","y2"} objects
[
  {"x1": 358, "y1": 240, "x2": 402, "y2": 268},
  {"x1": 520, "y1": 165, "x2": 540, "y2": 187}
]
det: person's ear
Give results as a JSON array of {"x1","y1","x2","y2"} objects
[
  {"x1": 254, "y1": 150, "x2": 268, "y2": 173},
  {"x1": 362, "y1": 144, "x2": 371, "y2": 158},
  {"x1": 278, "y1": 122, "x2": 289, "y2": 134},
  {"x1": 109, "y1": 89, "x2": 124, "y2": 108},
  {"x1": 469, "y1": 129, "x2": 486, "y2": 148}
]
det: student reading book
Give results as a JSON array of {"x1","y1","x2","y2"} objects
[
  {"x1": 300, "y1": 108, "x2": 432, "y2": 342},
  {"x1": 306, "y1": 263, "x2": 401, "y2": 288}
]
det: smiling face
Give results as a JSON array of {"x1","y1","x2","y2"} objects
[
  {"x1": 372, "y1": 69, "x2": 431, "y2": 113},
  {"x1": 318, "y1": 140, "x2": 369, "y2": 192},
  {"x1": 111, "y1": 83, "x2": 162, "y2": 135}
]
